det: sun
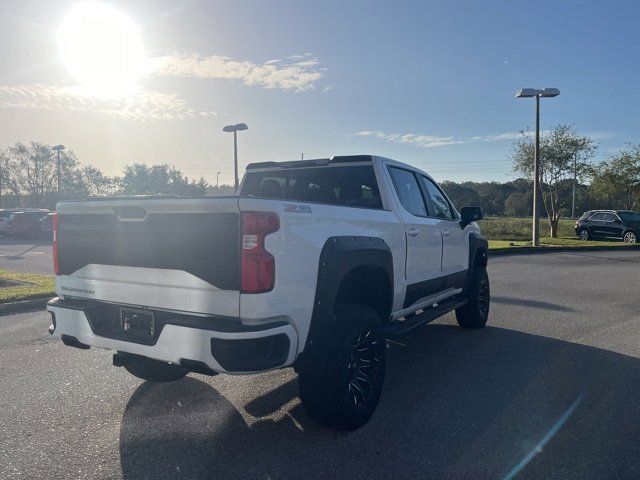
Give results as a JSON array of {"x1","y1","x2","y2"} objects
[{"x1": 58, "y1": 1, "x2": 146, "y2": 98}]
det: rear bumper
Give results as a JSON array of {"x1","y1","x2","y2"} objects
[{"x1": 47, "y1": 298, "x2": 298, "y2": 375}]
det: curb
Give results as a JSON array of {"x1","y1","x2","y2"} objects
[
  {"x1": 489, "y1": 244, "x2": 640, "y2": 257},
  {"x1": 0, "y1": 297, "x2": 52, "y2": 315}
]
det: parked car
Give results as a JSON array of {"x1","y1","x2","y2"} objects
[
  {"x1": 7, "y1": 210, "x2": 50, "y2": 237},
  {"x1": 0, "y1": 209, "x2": 19, "y2": 236},
  {"x1": 39, "y1": 212, "x2": 56, "y2": 239},
  {"x1": 575, "y1": 210, "x2": 640, "y2": 243},
  {"x1": 47, "y1": 155, "x2": 489, "y2": 430}
]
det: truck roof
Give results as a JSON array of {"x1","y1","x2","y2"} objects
[{"x1": 246, "y1": 155, "x2": 377, "y2": 170}]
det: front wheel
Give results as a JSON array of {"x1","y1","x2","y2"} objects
[
  {"x1": 456, "y1": 269, "x2": 490, "y2": 329},
  {"x1": 578, "y1": 228, "x2": 591, "y2": 241},
  {"x1": 298, "y1": 304, "x2": 386, "y2": 430},
  {"x1": 623, "y1": 231, "x2": 637, "y2": 244}
]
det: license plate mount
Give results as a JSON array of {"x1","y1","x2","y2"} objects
[{"x1": 120, "y1": 308, "x2": 155, "y2": 337}]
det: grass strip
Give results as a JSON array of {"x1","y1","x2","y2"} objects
[{"x1": 0, "y1": 269, "x2": 55, "y2": 303}]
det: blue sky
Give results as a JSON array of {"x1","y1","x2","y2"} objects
[{"x1": 1, "y1": 0, "x2": 639, "y2": 184}]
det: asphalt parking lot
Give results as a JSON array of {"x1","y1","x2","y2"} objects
[
  {"x1": 1, "y1": 250, "x2": 640, "y2": 479},
  {"x1": 0, "y1": 237, "x2": 53, "y2": 274}
]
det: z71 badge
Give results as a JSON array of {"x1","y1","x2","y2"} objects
[{"x1": 284, "y1": 204, "x2": 312, "y2": 213}]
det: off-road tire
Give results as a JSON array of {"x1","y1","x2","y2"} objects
[
  {"x1": 124, "y1": 356, "x2": 188, "y2": 382},
  {"x1": 298, "y1": 303, "x2": 386, "y2": 430},
  {"x1": 456, "y1": 269, "x2": 490, "y2": 329}
]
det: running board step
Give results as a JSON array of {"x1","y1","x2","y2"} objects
[{"x1": 383, "y1": 297, "x2": 467, "y2": 337}]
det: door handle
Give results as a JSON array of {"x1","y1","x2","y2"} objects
[
  {"x1": 407, "y1": 228, "x2": 420, "y2": 237},
  {"x1": 442, "y1": 229, "x2": 451, "y2": 237}
]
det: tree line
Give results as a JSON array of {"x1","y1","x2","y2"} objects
[
  {"x1": 442, "y1": 125, "x2": 640, "y2": 237},
  {"x1": 1, "y1": 129, "x2": 639, "y2": 238},
  {"x1": 0, "y1": 141, "x2": 234, "y2": 209}
]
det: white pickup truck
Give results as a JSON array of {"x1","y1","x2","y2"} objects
[{"x1": 48, "y1": 154, "x2": 489, "y2": 429}]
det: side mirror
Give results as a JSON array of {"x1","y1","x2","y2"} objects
[
  {"x1": 614, "y1": 218, "x2": 622, "y2": 224},
  {"x1": 460, "y1": 206, "x2": 483, "y2": 228}
]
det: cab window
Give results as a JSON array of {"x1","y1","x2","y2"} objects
[
  {"x1": 420, "y1": 176, "x2": 455, "y2": 220},
  {"x1": 388, "y1": 167, "x2": 427, "y2": 217}
]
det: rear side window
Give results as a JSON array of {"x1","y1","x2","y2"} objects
[
  {"x1": 619, "y1": 211, "x2": 640, "y2": 222},
  {"x1": 388, "y1": 167, "x2": 427, "y2": 217},
  {"x1": 241, "y1": 165, "x2": 382, "y2": 209},
  {"x1": 590, "y1": 213, "x2": 606, "y2": 221}
]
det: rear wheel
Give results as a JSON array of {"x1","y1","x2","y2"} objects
[
  {"x1": 623, "y1": 230, "x2": 637, "y2": 244},
  {"x1": 456, "y1": 269, "x2": 490, "y2": 329},
  {"x1": 123, "y1": 356, "x2": 187, "y2": 382},
  {"x1": 298, "y1": 304, "x2": 386, "y2": 430},
  {"x1": 578, "y1": 228, "x2": 590, "y2": 241}
]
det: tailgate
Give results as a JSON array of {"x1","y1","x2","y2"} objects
[{"x1": 56, "y1": 197, "x2": 240, "y2": 317}]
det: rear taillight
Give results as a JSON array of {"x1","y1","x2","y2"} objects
[
  {"x1": 52, "y1": 213, "x2": 60, "y2": 275},
  {"x1": 241, "y1": 212, "x2": 279, "y2": 293}
]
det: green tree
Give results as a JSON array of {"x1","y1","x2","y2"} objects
[
  {"x1": 590, "y1": 145, "x2": 640, "y2": 210},
  {"x1": 121, "y1": 163, "x2": 209, "y2": 196},
  {"x1": 81, "y1": 165, "x2": 118, "y2": 196},
  {"x1": 2, "y1": 142, "x2": 93, "y2": 207},
  {"x1": 207, "y1": 184, "x2": 235, "y2": 196},
  {"x1": 504, "y1": 191, "x2": 532, "y2": 217},
  {"x1": 440, "y1": 181, "x2": 480, "y2": 210},
  {"x1": 511, "y1": 125, "x2": 597, "y2": 237}
]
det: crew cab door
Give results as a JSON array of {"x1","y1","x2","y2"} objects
[
  {"x1": 387, "y1": 167, "x2": 443, "y2": 286},
  {"x1": 418, "y1": 175, "x2": 468, "y2": 276}
]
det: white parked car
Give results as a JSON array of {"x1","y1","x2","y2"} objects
[{"x1": 47, "y1": 155, "x2": 489, "y2": 429}]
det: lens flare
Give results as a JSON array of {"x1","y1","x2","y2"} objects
[{"x1": 58, "y1": 1, "x2": 146, "y2": 97}]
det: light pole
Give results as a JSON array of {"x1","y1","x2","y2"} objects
[
  {"x1": 52, "y1": 144, "x2": 66, "y2": 196},
  {"x1": 515, "y1": 88, "x2": 559, "y2": 246},
  {"x1": 216, "y1": 171, "x2": 221, "y2": 189},
  {"x1": 222, "y1": 123, "x2": 248, "y2": 191},
  {"x1": 571, "y1": 154, "x2": 577, "y2": 218}
]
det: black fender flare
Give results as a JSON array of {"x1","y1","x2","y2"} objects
[
  {"x1": 295, "y1": 236, "x2": 393, "y2": 371},
  {"x1": 463, "y1": 232, "x2": 488, "y2": 293}
]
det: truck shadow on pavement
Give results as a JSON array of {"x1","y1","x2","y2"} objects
[
  {"x1": 119, "y1": 324, "x2": 640, "y2": 480},
  {"x1": 491, "y1": 295, "x2": 576, "y2": 312}
]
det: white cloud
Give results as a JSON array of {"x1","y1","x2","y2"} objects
[
  {"x1": 149, "y1": 52, "x2": 325, "y2": 92},
  {"x1": 354, "y1": 130, "x2": 463, "y2": 148},
  {"x1": 0, "y1": 83, "x2": 214, "y2": 121},
  {"x1": 354, "y1": 130, "x2": 555, "y2": 148},
  {"x1": 0, "y1": 50, "x2": 326, "y2": 121}
]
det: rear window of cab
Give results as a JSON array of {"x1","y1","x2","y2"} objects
[{"x1": 241, "y1": 165, "x2": 383, "y2": 209}]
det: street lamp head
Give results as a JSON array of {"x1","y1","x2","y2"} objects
[
  {"x1": 52, "y1": 144, "x2": 66, "y2": 151},
  {"x1": 515, "y1": 87, "x2": 560, "y2": 98},
  {"x1": 222, "y1": 123, "x2": 249, "y2": 132},
  {"x1": 540, "y1": 88, "x2": 560, "y2": 97},
  {"x1": 515, "y1": 88, "x2": 539, "y2": 98}
]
